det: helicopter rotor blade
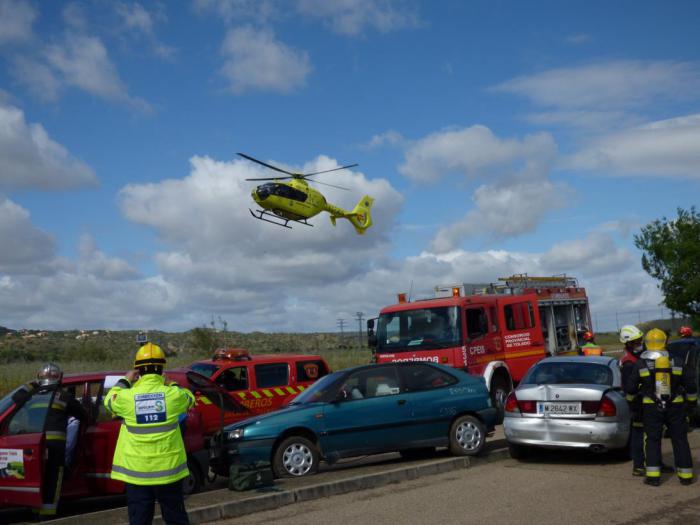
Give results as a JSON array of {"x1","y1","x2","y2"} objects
[
  {"x1": 238, "y1": 153, "x2": 299, "y2": 177},
  {"x1": 303, "y1": 163, "x2": 359, "y2": 176},
  {"x1": 244, "y1": 176, "x2": 292, "y2": 181},
  {"x1": 305, "y1": 177, "x2": 351, "y2": 191}
]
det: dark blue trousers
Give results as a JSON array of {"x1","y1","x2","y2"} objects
[{"x1": 125, "y1": 480, "x2": 190, "y2": 525}]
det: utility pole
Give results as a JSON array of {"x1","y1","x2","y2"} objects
[
  {"x1": 356, "y1": 312, "x2": 364, "y2": 348},
  {"x1": 337, "y1": 319, "x2": 346, "y2": 341}
]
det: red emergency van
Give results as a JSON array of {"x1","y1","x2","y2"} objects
[{"x1": 185, "y1": 348, "x2": 331, "y2": 415}]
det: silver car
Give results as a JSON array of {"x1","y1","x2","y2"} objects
[{"x1": 503, "y1": 356, "x2": 630, "y2": 458}]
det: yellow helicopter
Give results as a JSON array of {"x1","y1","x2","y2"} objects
[{"x1": 239, "y1": 153, "x2": 374, "y2": 234}]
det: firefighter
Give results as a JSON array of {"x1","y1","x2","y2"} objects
[
  {"x1": 104, "y1": 343, "x2": 195, "y2": 525},
  {"x1": 625, "y1": 328, "x2": 698, "y2": 486},
  {"x1": 619, "y1": 325, "x2": 646, "y2": 476},
  {"x1": 580, "y1": 331, "x2": 603, "y2": 356},
  {"x1": 12, "y1": 363, "x2": 86, "y2": 517},
  {"x1": 679, "y1": 326, "x2": 693, "y2": 338}
]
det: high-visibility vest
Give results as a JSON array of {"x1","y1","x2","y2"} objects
[
  {"x1": 582, "y1": 343, "x2": 603, "y2": 356},
  {"x1": 104, "y1": 374, "x2": 195, "y2": 486}
]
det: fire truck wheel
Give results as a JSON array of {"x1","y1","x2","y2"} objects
[
  {"x1": 490, "y1": 376, "x2": 511, "y2": 423},
  {"x1": 449, "y1": 415, "x2": 485, "y2": 456},
  {"x1": 273, "y1": 436, "x2": 319, "y2": 478},
  {"x1": 183, "y1": 457, "x2": 203, "y2": 495}
]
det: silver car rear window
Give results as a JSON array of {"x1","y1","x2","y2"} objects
[{"x1": 522, "y1": 362, "x2": 613, "y2": 386}]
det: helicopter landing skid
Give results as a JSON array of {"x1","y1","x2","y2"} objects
[{"x1": 249, "y1": 209, "x2": 313, "y2": 229}]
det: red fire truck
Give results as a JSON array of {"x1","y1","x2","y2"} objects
[{"x1": 367, "y1": 275, "x2": 593, "y2": 415}]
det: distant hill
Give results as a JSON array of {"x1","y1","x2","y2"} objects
[{"x1": 0, "y1": 326, "x2": 15, "y2": 336}]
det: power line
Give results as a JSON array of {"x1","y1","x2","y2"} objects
[
  {"x1": 356, "y1": 312, "x2": 364, "y2": 348},
  {"x1": 337, "y1": 318, "x2": 346, "y2": 339}
]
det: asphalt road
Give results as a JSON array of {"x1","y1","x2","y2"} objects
[{"x1": 207, "y1": 430, "x2": 700, "y2": 525}]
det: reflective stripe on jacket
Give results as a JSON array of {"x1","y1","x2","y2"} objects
[
  {"x1": 581, "y1": 343, "x2": 603, "y2": 356},
  {"x1": 104, "y1": 374, "x2": 195, "y2": 486}
]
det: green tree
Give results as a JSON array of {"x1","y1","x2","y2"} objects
[
  {"x1": 634, "y1": 207, "x2": 700, "y2": 328},
  {"x1": 189, "y1": 327, "x2": 219, "y2": 357}
]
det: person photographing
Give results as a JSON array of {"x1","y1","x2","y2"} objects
[{"x1": 104, "y1": 342, "x2": 195, "y2": 524}]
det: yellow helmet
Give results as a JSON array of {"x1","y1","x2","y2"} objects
[
  {"x1": 134, "y1": 342, "x2": 166, "y2": 368},
  {"x1": 644, "y1": 328, "x2": 667, "y2": 351}
]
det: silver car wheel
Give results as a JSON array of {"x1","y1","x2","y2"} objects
[
  {"x1": 456, "y1": 420, "x2": 482, "y2": 451},
  {"x1": 282, "y1": 442, "x2": 314, "y2": 476}
]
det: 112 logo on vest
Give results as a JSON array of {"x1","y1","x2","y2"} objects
[{"x1": 135, "y1": 393, "x2": 167, "y2": 424}]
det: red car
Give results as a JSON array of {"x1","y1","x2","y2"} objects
[
  {"x1": 0, "y1": 370, "x2": 246, "y2": 511},
  {"x1": 186, "y1": 348, "x2": 331, "y2": 418}
]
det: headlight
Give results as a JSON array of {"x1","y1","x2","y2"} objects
[{"x1": 227, "y1": 428, "x2": 245, "y2": 440}]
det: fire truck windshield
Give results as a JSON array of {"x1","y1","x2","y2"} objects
[{"x1": 376, "y1": 306, "x2": 462, "y2": 352}]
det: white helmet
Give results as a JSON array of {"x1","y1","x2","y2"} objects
[{"x1": 619, "y1": 325, "x2": 643, "y2": 344}]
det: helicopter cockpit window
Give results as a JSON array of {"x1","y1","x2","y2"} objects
[
  {"x1": 256, "y1": 183, "x2": 275, "y2": 200},
  {"x1": 273, "y1": 184, "x2": 307, "y2": 202}
]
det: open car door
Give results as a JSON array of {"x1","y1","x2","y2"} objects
[
  {"x1": 0, "y1": 388, "x2": 51, "y2": 509},
  {"x1": 166, "y1": 370, "x2": 252, "y2": 436}
]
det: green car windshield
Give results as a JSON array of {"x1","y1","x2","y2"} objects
[{"x1": 288, "y1": 372, "x2": 342, "y2": 405}]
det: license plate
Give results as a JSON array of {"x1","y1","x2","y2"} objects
[{"x1": 537, "y1": 402, "x2": 581, "y2": 415}]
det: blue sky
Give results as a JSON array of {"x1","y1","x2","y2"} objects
[{"x1": 0, "y1": 0, "x2": 698, "y2": 332}]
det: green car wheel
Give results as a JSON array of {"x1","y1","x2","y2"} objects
[
  {"x1": 449, "y1": 415, "x2": 485, "y2": 456},
  {"x1": 273, "y1": 436, "x2": 320, "y2": 478}
]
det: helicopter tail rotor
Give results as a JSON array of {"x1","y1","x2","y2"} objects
[{"x1": 328, "y1": 195, "x2": 374, "y2": 235}]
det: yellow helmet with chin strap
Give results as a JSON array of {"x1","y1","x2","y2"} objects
[
  {"x1": 644, "y1": 328, "x2": 667, "y2": 351},
  {"x1": 134, "y1": 342, "x2": 166, "y2": 369}
]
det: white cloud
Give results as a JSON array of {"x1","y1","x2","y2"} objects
[
  {"x1": 430, "y1": 180, "x2": 570, "y2": 252},
  {"x1": 0, "y1": 197, "x2": 55, "y2": 274},
  {"x1": 363, "y1": 129, "x2": 405, "y2": 149},
  {"x1": 78, "y1": 235, "x2": 140, "y2": 281},
  {"x1": 395, "y1": 124, "x2": 565, "y2": 251},
  {"x1": 193, "y1": 0, "x2": 277, "y2": 23},
  {"x1": 114, "y1": 2, "x2": 175, "y2": 59},
  {"x1": 113, "y1": 154, "x2": 403, "y2": 327},
  {"x1": 542, "y1": 232, "x2": 633, "y2": 277},
  {"x1": 193, "y1": 0, "x2": 419, "y2": 35},
  {"x1": 566, "y1": 113, "x2": 700, "y2": 178},
  {"x1": 0, "y1": 0, "x2": 36, "y2": 44},
  {"x1": 494, "y1": 60, "x2": 700, "y2": 110},
  {"x1": 12, "y1": 26, "x2": 152, "y2": 111},
  {"x1": 398, "y1": 125, "x2": 556, "y2": 183},
  {"x1": 219, "y1": 25, "x2": 311, "y2": 94},
  {"x1": 43, "y1": 33, "x2": 151, "y2": 111},
  {"x1": 0, "y1": 101, "x2": 97, "y2": 190},
  {"x1": 564, "y1": 33, "x2": 591, "y2": 45},
  {"x1": 295, "y1": 0, "x2": 419, "y2": 35}
]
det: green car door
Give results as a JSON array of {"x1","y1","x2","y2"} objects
[{"x1": 319, "y1": 365, "x2": 412, "y2": 458}]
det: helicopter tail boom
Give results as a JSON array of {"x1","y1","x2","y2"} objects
[{"x1": 328, "y1": 195, "x2": 374, "y2": 235}]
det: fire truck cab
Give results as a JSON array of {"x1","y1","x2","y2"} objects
[{"x1": 367, "y1": 275, "x2": 592, "y2": 416}]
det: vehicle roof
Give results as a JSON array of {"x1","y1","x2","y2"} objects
[
  {"x1": 194, "y1": 354, "x2": 326, "y2": 367},
  {"x1": 538, "y1": 356, "x2": 617, "y2": 366},
  {"x1": 380, "y1": 293, "x2": 537, "y2": 313}
]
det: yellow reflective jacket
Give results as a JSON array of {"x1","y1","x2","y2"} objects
[{"x1": 104, "y1": 374, "x2": 195, "y2": 485}]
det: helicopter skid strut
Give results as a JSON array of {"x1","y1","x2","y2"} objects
[{"x1": 249, "y1": 209, "x2": 313, "y2": 229}]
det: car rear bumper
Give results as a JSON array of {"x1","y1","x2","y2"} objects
[
  {"x1": 503, "y1": 415, "x2": 630, "y2": 451},
  {"x1": 477, "y1": 407, "x2": 498, "y2": 432}
]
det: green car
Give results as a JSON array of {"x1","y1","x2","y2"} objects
[{"x1": 212, "y1": 362, "x2": 497, "y2": 478}]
